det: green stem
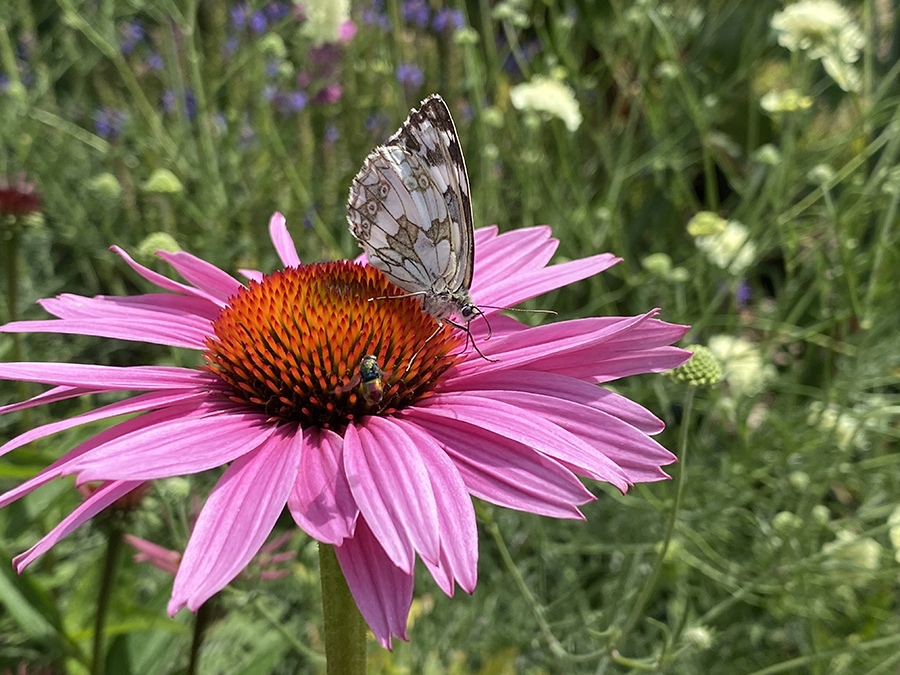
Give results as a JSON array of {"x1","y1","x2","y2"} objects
[
  {"x1": 91, "y1": 523, "x2": 124, "y2": 675},
  {"x1": 186, "y1": 600, "x2": 214, "y2": 675},
  {"x1": 612, "y1": 387, "x2": 695, "y2": 654},
  {"x1": 319, "y1": 543, "x2": 367, "y2": 675},
  {"x1": 3, "y1": 225, "x2": 31, "y2": 429}
]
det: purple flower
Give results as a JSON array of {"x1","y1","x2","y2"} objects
[
  {"x1": 324, "y1": 124, "x2": 339, "y2": 143},
  {"x1": 396, "y1": 63, "x2": 424, "y2": 90},
  {"x1": 93, "y1": 108, "x2": 127, "y2": 140},
  {"x1": 363, "y1": 8, "x2": 391, "y2": 30},
  {"x1": 224, "y1": 37, "x2": 239, "y2": 56},
  {"x1": 288, "y1": 91, "x2": 309, "y2": 112},
  {"x1": 735, "y1": 280, "x2": 751, "y2": 306},
  {"x1": 265, "y1": 60, "x2": 280, "y2": 78},
  {"x1": 314, "y1": 84, "x2": 342, "y2": 105},
  {"x1": 250, "y1": 11, "x2": 268, "y2": 34},
  {"x1": 366, "y1": 113, "x2": 389, "y2": 134},
  {"x1": 263, "y1": 85, "x2": 277, "y2": 102},
  {"x1": 121, "y1": 20, "x2": 145, "y2": 54},
  {"x1": 432, "y1": 8, "x2": 464, "y2": 32},
  {"x1": 231, "y1": 4, "x2": 248, "y2": 30},
  {"x1": 265, "y1": 2, "x2": 290, "y2": 21},
  {"x1": 402, "y1": 0, "x2": 430, "y2": 28},
  {"x1": 162, "y1": 90, "x2": 197, "y2": 120},
  {"x1": 146, "y1": 53, "x2": 164, "y2": 71}
]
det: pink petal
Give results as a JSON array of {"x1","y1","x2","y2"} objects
[
  {"x1": 0, "y1": 389, "x2": 207, "y2": 459},
  {"x1": 239, "y1": 269, "x2": 264, "y2": 283},
  {"x1": 155, "y1": 250, "x2": 243, "y2": 302},
  {"x1": 334, "y1": 517, "x2": 413, "y2": 649},
  {"x1": 0, "y1": 404, "x2": 206, "y2": 509},
  {"x1": 0, "y1": 362, "x2": 212, "y2": 390},
  {"x1": 13, "y1": 480, "x2": 145, "y2": 572},
  {"x1": 439, "y1": 391, "x2": 675, "y2": 484},
  {"x1": 478, "y1": 253, "x2": 621, "y2": 313},
  {"x1": 288, "y1": 427, "x2": 359, "y2": 545},
  {"x1": 551, "y1": 346, "x2": 693, "y2": 383},
  {"x1": 415, "y1": 396, "x2": 631, "y2": 489},
  {"x1": 343, "y1": 421, "x2": 440, "y2": 573},
  {"x1": 0, "y1": 318, "x2": 210, "y2": 350},
  {"x1": 402, "y1": 412, "x2": 593, "y2": 518},
  {"x1": 473, "y1": 227, "x2": 558, "y2": 290},
  {"x1": 39, "y1": 293, "x2": 221, "y2": 322},
  {"x1": 439, "y1": 369, "x2": 664, "y2": 434},
  {"x1": 269, "y1": 212, "x2": 301, "y2": 268},
  {"x1": 473, "y1": 225, "x2": 499, "y2": 246},
  {"x1": 392, "y1": 419, "x2": 477, "y2": 595},
  {"x1": 125, "y1": 535, "x2": 181, "y2": 575},
  {"x1": 65, "y1": 402, "x2": 276, "y2": 481},
  {"x1": 168, "y1": 428, "x2": 302, "y2": 614},
  {"x1": 112, "y1": 246, "x2": 226, "y2": 306},
  {"x1": 0, "y1": 385, "x2": 99, "y2": 416}
]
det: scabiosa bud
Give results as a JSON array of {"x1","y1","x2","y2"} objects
[
  {"x1": 142, "y1": 169, "x2": 184, "y2": 194},
  {"x1": 668, "y1": 345, "x2": 722, "y2": 387}
]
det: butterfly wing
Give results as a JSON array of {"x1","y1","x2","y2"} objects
[{"x1": 347, "y1": 95, "x2": 474, "y2": 303}]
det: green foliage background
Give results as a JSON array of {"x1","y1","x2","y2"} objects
[{"x1": 1, "y1": 0, "x2": 899, "y2": 673}]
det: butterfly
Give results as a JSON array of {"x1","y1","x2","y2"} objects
[{"x1": 347, "y1": 95, "x2": 486, "y2": 355}]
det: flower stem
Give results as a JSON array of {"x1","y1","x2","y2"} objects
[
  {"x1": 611, "y1": 387, "x2": 695, "y2": 655},
  {"x1": 186, "y1": 600, "x2": 214, "y2": 675},
  {"x1": 319, "y1": 543, "x2": 367, "y2": 675},
  {"x1": 91, "y1": 522, "x2": 124, "y2": 675}
]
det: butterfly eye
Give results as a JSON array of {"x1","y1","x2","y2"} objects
[{"x1": 460, "y1": 304, "x2": 479, "y2": 322}]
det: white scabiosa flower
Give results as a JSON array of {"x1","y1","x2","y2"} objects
[
  {"x1": 510, "y1": 76, "x2": 583, "y2": 132},
  {"x1": 302, "y1": 0, "x2": 351, "y2": 45},
  {"x1": 694, "y1": 220, "x2": 757, "y2": 275},
  {"x1": 707, "y1": 335, "x2": 776, "y2": 398},
  {"x1": 822, "y1": 530, "x2": 882, "y2": 588},
  {"x1": 760, "y1": 88, "x2": 814, "y2": 113},
  {"x1": 771, "y1": 0, "x2": 865, "y2": 92}
]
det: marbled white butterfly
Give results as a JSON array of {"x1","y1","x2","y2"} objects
[{"x1": 347, "y1": 95, "x2": 484, "y2": 349}]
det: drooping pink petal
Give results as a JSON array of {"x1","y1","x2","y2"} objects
[
  {"x1": 0, "y1": 385, "x2": 99, "y2": 416},
  {"x1": 415, "y1": 396, "x2": 631, "y2": 489},
  {"x1": 38, "y1": 293, "x2": 221, "y2": 322},
  {"x1": 477, "y1": 253, "x2": 621, "y2": 313},
  {"x1": 13, "y1": 480, "x2": 145, "y2": 572},
  {"x1": 439, "y1": 369, "x2": 665, "y2": 435},
  {"x1": 392, "y1": 419, "x2": 477, "y2": 595},
  {"x1": 168, "y1": 427, "x2": 302, "y2": 614},
  {"x1": 0, "y1": 404, "x2": 208, "y2": 509},
  {"x1": 0, "y1": 317, "x2": 210, "y2": 350},
  {"x1": 65, "y1": 402, "x2": 276, "y2": 481},
  {"x1": 437, "y1": 391, "x2": 675, "y2": 483},
  {"x1": 343, "y1": 421, "x2": 440, "y2": 573},
  {"x1": 155, "y1": 250, "x2": 243, "y2": 302},
  {"x1": 334, "y1": 517, "x2": 413, "y2": 650},
  {"x1": 0, "y1": 389, "x2": 207, "y2": 459},
  {"x1": 112, "y1": 246, "x2": 226, "y2": 306},
  {"x1": 268, "y1": 212, "x2": 302, "y2": 268},
  {"x1": 402, "y1": 412, "x2": 593, "y2": 518},
  {"x1": 288, "y1": 427, "x2": 358, "y2": 545},
  {"x1": 125, "y1": 535, "x2": 182, "y2": 575},
  {"x1": 0, "y1": 362, "x2": 212, "y2": 390}
]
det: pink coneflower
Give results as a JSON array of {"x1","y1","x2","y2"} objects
[{"x1": 0, "y1": 213, "x2": 690, "y2": 648}]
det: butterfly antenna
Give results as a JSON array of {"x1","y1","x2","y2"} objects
[{"x1": 477, "y1": 304, "x2": 558, "y2": 316}]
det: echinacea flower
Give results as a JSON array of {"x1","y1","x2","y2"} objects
[{"x1": 0, "y1": 214, "x2": 690, "y2": 648}]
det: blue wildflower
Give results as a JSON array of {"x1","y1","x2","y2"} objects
[
  {"x1": 146, "y1": 52, "x2": 164, "y2": 71},
  {"x1": 325, "y1": 124, "x2": 339, "y2": 143},
  {"x1": 93, "y1": 108, "x2": 127, "y2": 140},
  {"x1": 231, "y1": 4, "x2": 248, "y2": 30},
  {"x1": 432, "y1": 8, "x2": 464, "y2": 31},
  {"x1": 288, "y1": 91, "x2": 309, "y2": 112},
  {"x1": 265, "y1": 2, "x2": 290, "y2": 21},
  {"x1": 250, "y1": 11, "x2": 267, "y2": 34},
  {"x1": 121, "y1": 20, "x2": 145, "y2": 54},
  {"x1": 402, "y1": 0, "x2": 430, "y2": 28},
  {"x1": 396, "y1": 63, "x2": 425, "y2": 90}
]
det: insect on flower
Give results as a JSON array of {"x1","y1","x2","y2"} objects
[
  {"x1": 336, "y1": 354, "x2": 387, "y2": 406},
  {"x1": 346, "y1": 94, "x2": 488, "y2": 362}
]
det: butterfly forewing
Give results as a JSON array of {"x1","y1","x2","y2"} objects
[{"x1": 347, "y1": 95, "x2": 476, "y2": 322}]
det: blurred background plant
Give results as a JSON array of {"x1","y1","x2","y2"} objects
[{"x1": 2, "y1": 0, "x2": 900, "y2": 673}]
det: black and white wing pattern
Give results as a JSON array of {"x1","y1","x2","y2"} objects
[{"x1": 347, "y1": 94, "x2": 479, "y2": 325}]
